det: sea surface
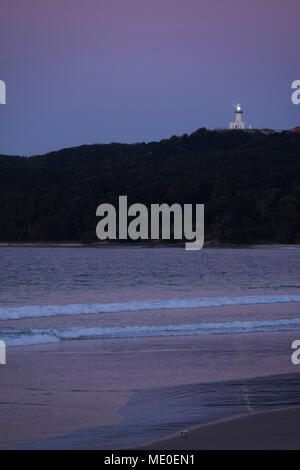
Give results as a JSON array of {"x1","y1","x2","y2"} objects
[{"x1": 1, "y1": 246, "x2": 300, "y2": 346}]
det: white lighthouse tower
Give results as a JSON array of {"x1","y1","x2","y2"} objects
[{"x1": 229, "y1": 104, "x2": 246, "y2": 130}]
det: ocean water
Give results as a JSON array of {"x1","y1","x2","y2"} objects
[{"x1": 1, "y1": 246, "x2": 300, "y2": 346}]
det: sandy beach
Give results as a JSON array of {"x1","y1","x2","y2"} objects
[
  {"x1": 142, "y1": 406, "x2": 300, "y2": 449},
  {"x1": 1, "y1": 330, "x2": 300, "y2": 449}
]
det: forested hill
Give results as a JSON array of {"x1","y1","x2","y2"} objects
[{"x1": 0, "y1": 128, "x2": 300, "y2": 244}]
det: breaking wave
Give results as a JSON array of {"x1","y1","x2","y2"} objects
[
  {"x1": 3, "y1": 317, "x2": 300, "y2": 347},
  {"x1": 1, "y1": 294, "x2": 300, "y2": 321}
]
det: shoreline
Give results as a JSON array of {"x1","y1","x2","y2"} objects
[
  {"x1": 12, "y1": 370, "x2": 300, "y2": 450},
  {"x1": 1, "y1": 331, "x2": 300, "y2": 448},
  {"x1": 140, "y1": 405, "x2": 300, "y2": 450},
  {"x1": 10, "y1": 368, "x2": 300, "y2": 450}
]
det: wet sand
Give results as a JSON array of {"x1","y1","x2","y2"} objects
[
  {"x1": 0, "y1": 329, "x2": 299, "y2": 449},
  {"x1": 0, "y1": 389, "x2": 128, "y2": 450},
  {"x1": 143, "y1": 406, "x2": 300, "y2": 450}
]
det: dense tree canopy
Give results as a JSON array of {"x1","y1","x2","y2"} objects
[{"x1": 0, "y1": 129, "x2": 300, "y2": 244}]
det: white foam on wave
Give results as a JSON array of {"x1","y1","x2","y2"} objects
[
  {"x1": 3, "y1": 317, "x2": 300, "y2": 347},
  {"x1": 2, "y1": 333, "x2": 59, "y2": 347},
  {"x1": 1, "y1": 294, "x2": 300, "y2": 320}
]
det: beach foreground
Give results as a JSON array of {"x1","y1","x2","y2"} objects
[
  {"x1": 142, "y1": 406, "x2": 300, "y2": 450},
  {"x1": 1, "y1": 329, "x2": 300, "y2": 449}
]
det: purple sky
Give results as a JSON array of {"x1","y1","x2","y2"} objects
[{"x1": 0, "y1": 0, "x2": 299, "y2": 155}]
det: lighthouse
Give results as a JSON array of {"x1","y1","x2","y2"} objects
[{"x1": 229, "y1": 104, "x2": 246, "y2": 130}]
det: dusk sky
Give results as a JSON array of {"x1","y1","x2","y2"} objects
[{"x1": 0, "y1": 0, "x2": 299, "y2": 156}]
